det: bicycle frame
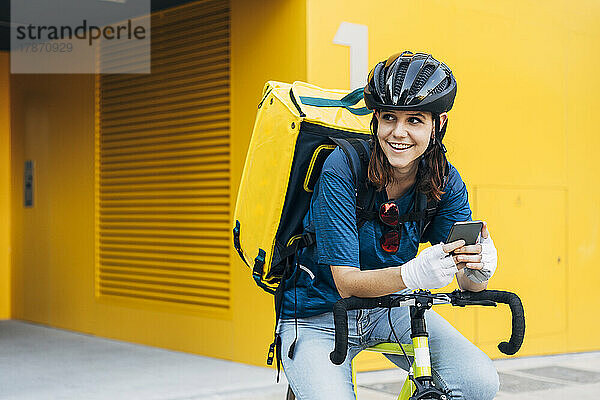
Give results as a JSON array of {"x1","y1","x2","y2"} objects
[{"x1": 357, "y1": 343, "x2": 418, "y2": 400}]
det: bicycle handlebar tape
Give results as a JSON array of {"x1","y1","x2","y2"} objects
[
  {"x1": 466, "y1": 290, "x2": 525, "y2": 355},
  {"x1": 330, "y1": 299, "x2": 349, "y2": 365},
  {"x1": 330, "y1": 296, "x2": 392, "y2": 365}
]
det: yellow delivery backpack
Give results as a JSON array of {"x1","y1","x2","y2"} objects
[
  {"x1": 232, "y1": 81, "x2": 373, "y2": 295},
  {"x1": 232, "y1": 81, "x2": 375, "y2": 370}
]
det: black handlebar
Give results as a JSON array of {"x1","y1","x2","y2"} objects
[
  {"x1": 456, "y1": 290, "x2": 525, "y2": 355},
  {"x1": 330, "y1": 296, "x2": 400, "y2": 365},
  {"x1": 330, "y1": 296, "x2": 394, "y2": 365},
  {"x1": 329, "y1": 290, "x2": 525, "y2": 365}
]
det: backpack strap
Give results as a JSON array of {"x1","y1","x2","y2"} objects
[
  {"x1": 234, "y1": 220, "x2": 278, "y2": 293},
  {"x1": 267, "y1": 250, "x2": 296, "y2": 382},
  {"x1": 275, "y1": 233, "x2": 316, "y2": 262},
  {"x1": 298, "y1": 87, "x2": 373, "y2": 116},
  {"x1": 232, "y1": 220, "x2": 250, "y2": 267},
  {"x1": 329, "y1": 137, "x2": 377, "y2": 227},
  {"x1": 418, "y1": 165, "x2": 450, "y2": 242},
  {"x1": 329, "y1": 137, "x2": 360, "y2": 186},
  {"x1": 415, "y1": 191, "x2": 439, "y2": 241}
]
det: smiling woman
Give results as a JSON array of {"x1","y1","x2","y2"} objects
[{"x1": 279, "y1": 51, "x2": 501, "y2": 400}]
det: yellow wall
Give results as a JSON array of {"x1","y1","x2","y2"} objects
[
  {"x1": 306, "y1": 0, "x2": 600, "y2": 370},
  {"x1": 0, "y1": 52, "x2": 10, "y2": 319},
  {"x1": 10, "y1": 0, "x2": 306, "y2": 366}
]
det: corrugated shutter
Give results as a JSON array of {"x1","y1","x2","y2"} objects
[{"x1": 95, "y1": 0, "x2": 231, "y2": 313}]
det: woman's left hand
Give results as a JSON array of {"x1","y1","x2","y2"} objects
[{"x1": 455, "y1": 221, "x2": 498, "y2": 283}]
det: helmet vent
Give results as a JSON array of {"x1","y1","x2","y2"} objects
[
  {"x1": 409, "y1": 64, "x2": 436, "y2": 96},
  {"x1": 430, "y1": 78, "x2": 449, "y2": 95},
  {"x1": 377, "y1": 66, "x2": 386, "y2": 99},
  {"x1": 392, "y1": 62, "x2": 409, "y2": 101}
]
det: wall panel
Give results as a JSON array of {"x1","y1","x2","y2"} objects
[{"x1": 97, "y1": 0, "x2": 231, "y2": 316}]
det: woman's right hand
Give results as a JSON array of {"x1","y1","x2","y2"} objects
[{"x1": 400, "y1": 240, "x2": 465, "y2": 290}]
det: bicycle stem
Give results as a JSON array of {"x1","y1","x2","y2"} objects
[
  {"x1": 409, "y1": 292, "x2": 433, "y2": 380},
  {"x1": 401, "y1": 292, "x2": 450, "y2": 399}
]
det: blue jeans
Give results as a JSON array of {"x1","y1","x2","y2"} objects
[{"x1": 278, "y1": 307, "x2": 499, "y2": 400}]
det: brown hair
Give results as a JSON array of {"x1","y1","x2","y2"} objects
[{"x1": 367, "y1": 113, "x2": 448, "y2": 201}]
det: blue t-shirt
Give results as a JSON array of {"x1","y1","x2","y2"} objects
[{"x1": 281, "y1": 147, "x2": 472, "y2": 318}]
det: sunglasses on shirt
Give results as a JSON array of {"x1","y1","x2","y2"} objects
[{"x1": 379, "y1": 201, "x2": 402, "y2": 253}]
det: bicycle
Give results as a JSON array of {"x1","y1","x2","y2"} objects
[{"x1": 285, "y1": 289, "x2": 525, "y2": 400}]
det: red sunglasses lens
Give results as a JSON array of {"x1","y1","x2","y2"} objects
[
  {"x1": 380, "y1": 230, "x2": 400, "y2": 253},
  {"x1": 379, "y1": 202, "x2": 399, "y2": 226}
]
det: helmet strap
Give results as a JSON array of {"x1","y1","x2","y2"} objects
[
  {"x1": 370, "y1": 113, "x2": 379, "y2": 135},
  {"x1": 433, "y1": 114, "x2": 448, "y2": 154}
]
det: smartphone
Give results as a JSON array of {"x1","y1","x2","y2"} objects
[{"x1": 445, "y1": 220, "x2": 483, "y2": 245}]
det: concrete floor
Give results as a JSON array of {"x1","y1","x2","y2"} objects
[{"x1": 1, "y1": 320, "x2": 599, "y2": 400}]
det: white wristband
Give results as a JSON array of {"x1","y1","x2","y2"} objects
[{"x1": 464, "y1": 235, "x2": 498, "y2": 283}]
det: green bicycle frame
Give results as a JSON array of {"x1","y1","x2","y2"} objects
[
  {"x1": 352, "y1": 298, "x2": 444, "y2": 400},
  {"x1": 355, "y1": 336, "x2": 433, "y2": 400}
]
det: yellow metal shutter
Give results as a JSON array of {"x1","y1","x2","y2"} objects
[{"x1": 95, "y1": 0, "x2": 231, "y2": 313}]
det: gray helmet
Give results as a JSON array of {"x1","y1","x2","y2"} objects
[{"x1": 364, "y1": 51, "x2": 457, "y2": 114}]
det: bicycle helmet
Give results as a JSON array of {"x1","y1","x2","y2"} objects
[{"x1": 364, "y1": 51, "x2": 457, "y2": 114}]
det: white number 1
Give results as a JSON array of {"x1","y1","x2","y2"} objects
[{"x1": 333, "y1": 22, "x2": 368, "y2": 90}]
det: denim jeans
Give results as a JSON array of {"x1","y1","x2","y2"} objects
[{"x1": 278, "y1": 307, "x2": 499, "y2": 400}]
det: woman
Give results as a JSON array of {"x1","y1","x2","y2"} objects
[{"x1": 278, "y1": 51, "x2": 499, "y2": 399}]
